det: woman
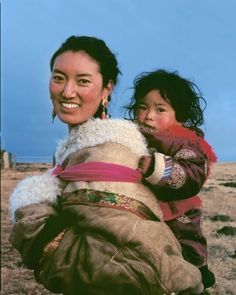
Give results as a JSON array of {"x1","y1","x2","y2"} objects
[{"x1": 9, "y1": 36, "x2": 204, "y2": 295}]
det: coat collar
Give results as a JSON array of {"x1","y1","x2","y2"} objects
[{"x1": 55, "y1": 118, "x2": 148, "y2": 164}]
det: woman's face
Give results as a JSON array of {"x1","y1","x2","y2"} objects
[
  {"x1": 136, "y1": 90, "x2": 180, "y2": 131},
  {"x1": 49, "y1": 50, "x2": 112, "y2": 127}
]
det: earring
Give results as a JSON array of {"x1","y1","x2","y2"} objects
[
  {"x1": 101, "y1": 98, "x2": 109, "y2": 120},
  {"x1": 52, "y1": 109, "x2": 56, "y2": 124}
]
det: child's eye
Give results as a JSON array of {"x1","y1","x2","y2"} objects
[
  {"x1": 157, "y1": 107, "x2": 165, "y2": 112},
  {"x1": 137, "y1": 104, "x2": 147, "y2": 110}
]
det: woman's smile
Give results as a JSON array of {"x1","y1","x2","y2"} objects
[{"x1": 60, "y1": 102, "x2": 81, "y2": 109}]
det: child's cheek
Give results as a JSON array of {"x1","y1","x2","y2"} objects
[
  {"x1": 156, "y1": 117, "x2": 173, "y2": 130},
  {"x1": 137, "y1": 112, "x2": 144, "y2": 123}
]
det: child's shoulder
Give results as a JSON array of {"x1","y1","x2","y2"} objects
[
  {"x1": 160, "y1": 125, "x2": 217, "y2": 163},
  {"x1": 161, "y1": 125, "x2": 200, "y2": 140}
]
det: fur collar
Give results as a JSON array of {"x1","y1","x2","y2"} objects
[
  {"x1": 9, "y1": 119, "x2": 148, "y2": 222},
  {"x1": 55, "y1": 118, "x2": 148, "y2": 165}
]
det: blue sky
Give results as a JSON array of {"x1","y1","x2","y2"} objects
[{"x1": 2, "y1": 0, "x2": 236, "y2": 162}]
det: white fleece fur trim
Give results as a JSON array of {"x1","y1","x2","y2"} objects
[
  {"x1": 145, "y1": 153, "x2": 166, "y2": 184},
  {"x1": 55, "y1": 119, "x2": 148, "y2": 164},
  {"x1": 9, "y1": 170, "x2": 62, "y2": 222}
]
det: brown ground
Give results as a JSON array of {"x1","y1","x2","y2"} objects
[{"x1": 1, "y1": 162, "x2": 236, "y2": 294}]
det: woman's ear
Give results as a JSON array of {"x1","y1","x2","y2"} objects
[{"x1": 105, "y1": 80, "x2": 114, "y2": 96}]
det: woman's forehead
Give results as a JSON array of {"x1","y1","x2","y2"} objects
[{"x1": 52, "y1": 50, "x2": 100, "y2": 73}]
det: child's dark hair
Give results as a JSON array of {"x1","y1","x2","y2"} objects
[{"x1": 125, "y1": 69, "x2": 206, "y2": 136}]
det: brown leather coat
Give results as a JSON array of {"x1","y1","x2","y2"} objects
[{"x1": 9, "y1": 119, "x2": 204, "y2": 295}]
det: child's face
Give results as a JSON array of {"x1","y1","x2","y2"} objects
[{"x1": 136, "y1": 90, "x2": 179, "y2": 131}]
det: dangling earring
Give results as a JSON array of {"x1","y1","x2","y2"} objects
[
  {"x1": 101, "y1": 98, "x2": 109, "y2": 120},
  {"x1": 52, "y1": 109, "x2": 56, "y2": 124}
]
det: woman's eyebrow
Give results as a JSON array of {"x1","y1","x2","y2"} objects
[
  {"x1": 76, "y1": 73, "x2": 93, "y2": 77},
  {"x1": 52, "y1": 69, "x2": 93, "y2": 77},
  {"x1": 52, "y1": 69, "x2": 64, "y2": 74}
]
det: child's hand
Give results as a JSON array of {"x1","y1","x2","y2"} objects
[{"x1": 138, "y1": 155, "x2": 153, "y2": 176}]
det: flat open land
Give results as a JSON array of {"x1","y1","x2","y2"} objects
[{"x1": 1, "y1": 162, "x2": 236, "y2": 294}]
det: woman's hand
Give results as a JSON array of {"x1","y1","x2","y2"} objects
[{"x1": 138, "y1": 155, "x2": 153, "y2": 176}]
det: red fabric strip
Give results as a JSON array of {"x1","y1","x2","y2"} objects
[
  {"x1": 159, "y1": 196, "x2": 202, "y2": 221},
  {"x1": 52, "y1": 162, "x2": 142, "y2": 183}
]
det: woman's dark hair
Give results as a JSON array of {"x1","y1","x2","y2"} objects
[
  {"x1": 125, "y1": 69, "x2": 206, "y2": 136},
  {"x1": 50, "y1": 36, "x2": 121, "y2": 117}
]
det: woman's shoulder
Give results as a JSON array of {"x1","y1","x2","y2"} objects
[{"x1": 55, "y1": 118, "x2": 149, "y2": 164}]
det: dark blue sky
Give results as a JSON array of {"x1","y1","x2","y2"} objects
[{"x1": 2, "y1": 0, "x2": 236, "y2": 162}]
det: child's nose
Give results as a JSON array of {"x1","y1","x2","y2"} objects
[{"x1": 145, "y1": 110, "x2": 155, "y2": 120}]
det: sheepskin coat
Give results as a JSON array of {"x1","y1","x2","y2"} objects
[{"x1": 9, "y1": 119, "x2": 204, "y2": 295}]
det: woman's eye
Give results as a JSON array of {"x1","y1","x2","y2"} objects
[
  {"x1": 157, "y1": 108, "x2": 165, "y2": 112},
  {"x1": 78, "y1": 79, "x2": 90, "y2": 85},
  {"x1": 52, "y1": 75, "x2": 64, "y2": 82}
]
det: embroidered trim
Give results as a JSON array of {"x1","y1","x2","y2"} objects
[
  {"x1": 176, "y1": 215, "x2": 191, "y2": 224},
  {"x1": 166, "y1": 163, "x2": 186, "y2": 189},
  {"x1": 162, "y1": 156, "x2": 173, "y2": 179},
  {"x1": 62, "y1": 189, "x2": 160, "y2": 221},
  {"x1": 40, "y1": 229, "x2": 66, "y2": 270},
  {"x1": 42, "y1": 229, "x2": 66, "y2": 258},
  {"x1": 174, "y1": 149, "x2": 197, "y2": 160}
]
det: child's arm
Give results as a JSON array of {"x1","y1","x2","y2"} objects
[
  {"x1": 139, "y1": 127, "x2": 216, "y2": 201},
  {"x1": 139, "y1": 151, "x2": 205, "y2": 201}
]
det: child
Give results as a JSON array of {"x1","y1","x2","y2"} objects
[
  {"x1": 9, "y1": 36, "x2": 204, "y2": 295},
  {"x1": 125, "y1": 69, "x2": 218, "y2": 294}
]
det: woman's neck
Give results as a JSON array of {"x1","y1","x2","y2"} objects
[
  {"x1": 68, "y1": 118, "x2": 95, "y2": 132},
  {"x1": 68, "y1": 123, "x2": 81, "y2": 132}
]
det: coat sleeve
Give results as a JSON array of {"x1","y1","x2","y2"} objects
[
  {"x1": 9, "y1": 202, "x2": 64, "y2": 269},
  {"x1": 141, "y1": 127, "x2": 214, "y2": 201},
  {"x1": 144, "y1": 149, "x2": 206, "y2": 200},
  {"x1": 8, "y1": 170, "x2": 64, "y2": 269},
  {"x1": 9, "y1": 169, "x2": 62, "y2": 222}
]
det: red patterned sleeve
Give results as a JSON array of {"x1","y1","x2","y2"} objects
[{"x1": 140, "y1": 125, "x2": 217, "y2": 201}]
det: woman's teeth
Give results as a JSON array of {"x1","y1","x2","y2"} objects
[{"x1": 62, "y1": 103, "x2": 80, "y2": 109}]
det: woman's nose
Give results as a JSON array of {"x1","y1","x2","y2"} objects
[{"x1": 62, "y1": 81, "x2": 77, "y2": 98}]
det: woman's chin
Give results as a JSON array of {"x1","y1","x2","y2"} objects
[{"x1": 58, "y1": 115, "x2": 92, "y2": 127}]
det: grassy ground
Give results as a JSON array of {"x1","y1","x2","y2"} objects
[
  {"x1": 1, "y1": 162, "x2": 236, "y2": 294},
  {"x1": 201, "y1": 163, "x2": 236, "y2": 294}
]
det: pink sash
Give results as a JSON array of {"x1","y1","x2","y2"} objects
[{"x1": 52, "y1": 161, "x2": 142, "y2": 183}]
